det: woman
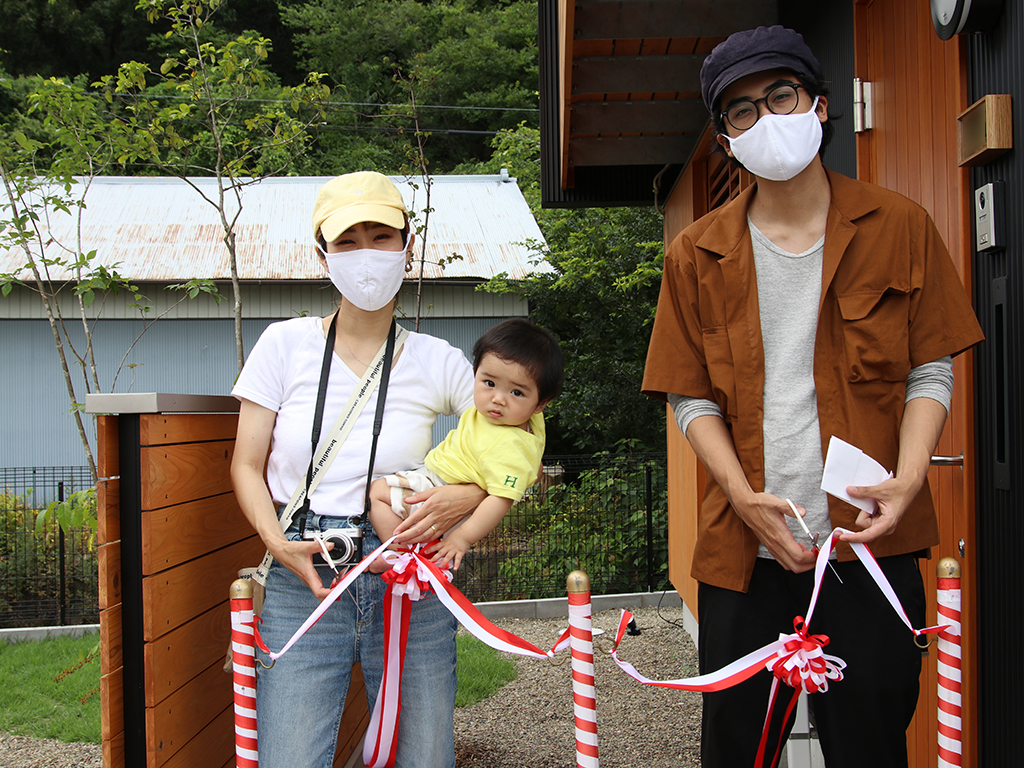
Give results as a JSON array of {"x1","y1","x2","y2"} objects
[{"x1": 230, "y1": 171, "x2": 484, "y2": 768}]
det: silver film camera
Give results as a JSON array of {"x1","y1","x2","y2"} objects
[{"x1": 302, "y1": 526, "x2": 363, "y2": 568}]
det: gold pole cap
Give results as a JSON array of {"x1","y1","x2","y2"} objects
[
  {"x1": 937, "y1": 557, "x2": 962, "y2": 579},
  {"x1": 230, "y1": 578, "x2": 253, "y2": 599},
  {"x1": 566, "y1": 570, "x2": 591, "y2": 594}
]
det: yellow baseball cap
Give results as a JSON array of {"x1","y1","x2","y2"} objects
[{"x1": 312, "y1": 171, "x2": 408, "y2": 242}]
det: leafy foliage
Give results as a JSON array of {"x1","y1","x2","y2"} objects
[
  {"x1": 466, "y1": 125, "x2": 667, "y2": 454},
  {"x1": 283, "y1": 0, "x2": 539, "y2": 171},
  {"x1": 0, "y1": 491, "x2": 98, "y2": 629}
]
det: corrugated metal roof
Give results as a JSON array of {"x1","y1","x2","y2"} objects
[{"x1": 0, "y1": 175, "x2": 551, "y2": 282}]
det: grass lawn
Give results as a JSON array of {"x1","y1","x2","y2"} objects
[
  {"x1": 0, "y1": 628, "x2": 514, "y2": 744},
  {"x1": 0, "y1": 631, "x2": 101, "y2": 743}
]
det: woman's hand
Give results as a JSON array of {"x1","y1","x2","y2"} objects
[
  {"x1": 393, "y1": 483, "x2": 485, "y2": 545},
  {"x1": 268, "y1": 538, "x2": 334, "y2": 601}
]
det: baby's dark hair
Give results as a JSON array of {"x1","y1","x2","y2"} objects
[{"x1": 473, "y1": 318, "x2": 564, "y2": 405}]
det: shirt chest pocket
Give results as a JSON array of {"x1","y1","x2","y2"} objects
[
  {"x1": 836, "y1": 286, "x2": 911, "y2": 383},
  {"x1": 702, "y1": 326, "x2": 739, "y2": 421}
]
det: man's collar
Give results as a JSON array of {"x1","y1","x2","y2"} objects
[{"x1": 695, "y1": 167, "x2": 883, "y2": 257}]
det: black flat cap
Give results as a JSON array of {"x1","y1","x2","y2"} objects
[{"x1": 700, "y1": 26, "x2": 822, "y2": 114}]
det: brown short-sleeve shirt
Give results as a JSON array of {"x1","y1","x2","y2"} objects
[{"x1": 642, "y1": 170, "x2": 984, "y2": 592}]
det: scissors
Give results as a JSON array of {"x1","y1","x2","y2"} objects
[{"x1": 785, "y1": 499, "x2": 842, "y2": 583}]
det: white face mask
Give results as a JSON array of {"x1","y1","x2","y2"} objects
[
  {"x1": 725, "y1": 97, "x2": 822, "y2": 182},
  {"x1": 318, "y1": 242, "x2": 408, "y2": 312}
]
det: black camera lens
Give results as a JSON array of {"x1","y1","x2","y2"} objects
[{"x1": 324, "y1": 535, "x2": 355, "y2": 564}]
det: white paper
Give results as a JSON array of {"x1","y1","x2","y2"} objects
[{"x1": 820, "y1": 436, "x2": 893, "y2": 515}]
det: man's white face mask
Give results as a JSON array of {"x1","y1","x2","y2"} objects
[
  {"x1": 724, "y1": 96, "x2": 822, "y2": 182},
  {"x1": 317, "y1": 238, "x2": 408, "y2": 312}
]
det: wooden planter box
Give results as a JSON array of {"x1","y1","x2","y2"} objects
[{"x1": 88, "y1": 394, "x2": 368, "y2": 768}]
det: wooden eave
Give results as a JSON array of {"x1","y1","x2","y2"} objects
[{"x1": 543, "y1": 0, "x2": 778, "y2": 207}]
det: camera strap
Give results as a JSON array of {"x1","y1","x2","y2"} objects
[{"x1": 252, "y1": 314, "x2": 407, "y2": 586}]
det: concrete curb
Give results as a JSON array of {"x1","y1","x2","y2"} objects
[
  {"x1": 1, "y1": 624, "x2": 100, "y2": 644},
  {"x1": 474, "y1": 590, "x2": 682, "y2": 620}
]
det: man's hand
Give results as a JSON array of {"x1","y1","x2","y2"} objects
[
  {"x1": 839, "y1": 475, "x2": 917, "y2": 544},
  {"x1": 732, "y1": 491, "x2": 817, "y2": 573}
]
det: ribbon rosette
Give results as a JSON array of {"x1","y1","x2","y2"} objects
[{"x1": 767, "y1": 617, "x2": 845, "y2": 695}]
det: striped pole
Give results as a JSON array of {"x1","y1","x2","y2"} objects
[
  {"x1": 936, "y1": 558, "x2": 963, "y2": 768},
  {"x1": 567, "y1": 571, "x2": 599, "y2": 768},
  {"x1": 230, "y1": 579, "x2": 259, "y2": 768}
]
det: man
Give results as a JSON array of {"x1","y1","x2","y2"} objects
[{"x1": 641, "y1": 26, "x2": 983, "y2": 768}]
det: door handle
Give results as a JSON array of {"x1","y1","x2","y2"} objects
[{"x1": 930, "y1": 454, "x2": 964, "y2": 467}]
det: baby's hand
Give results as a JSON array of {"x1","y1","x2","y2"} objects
[{"x1": 431, "y1": 536, "x2": 469, "y2": 571}]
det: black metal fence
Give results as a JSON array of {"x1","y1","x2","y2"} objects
[
  {"x1": 0, "y1": 455, "x2": 669, "y2": 628},
  {"x1": 451, "y1": 453, "x2": 670, "y2": 602},
  {"x1": 0, "y1": 467, "x2": 98, "y2": 629}
]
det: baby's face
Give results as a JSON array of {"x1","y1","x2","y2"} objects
[{"x1": 473, "y1": 353, "x2": 543, "y2": 428}]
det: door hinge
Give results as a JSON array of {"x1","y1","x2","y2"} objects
[{"x1": 853, "y1": 78, "x2": 874, "y2": 133}]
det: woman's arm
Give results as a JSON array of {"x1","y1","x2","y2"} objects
[
  {"x1": 392, "y1": 483, "x2": 487, "y2": 545},
  {"x1": 431, "y1": 493, "x2": 513, "y2": 570},
  {"x1": 231, "y1": 398, "x2": 332, "y2": 600}
]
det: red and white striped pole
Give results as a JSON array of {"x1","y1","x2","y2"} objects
[
  {"x1": 230, "y1": 579, "x2": 259, "y2": 768},
  {"x1": 936, "y1": 557, "x2": 963, "y2": 768},
  {"x1": 567, "y1": 570, "x2": 599, "y2": 768}
]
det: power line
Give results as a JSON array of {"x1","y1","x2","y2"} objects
[{"x1": 95, "y1": 89, "x2": 539, "y2": 113}]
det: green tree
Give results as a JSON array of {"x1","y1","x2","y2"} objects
[
  {"x1": 283, "y1": 0, "x2": 539, "y2": 171},
  {"x1": 0, "y1": 74, "x2": 216, "y2": 483},
  {"x1": 470, "y1": 125, "x2": 667, "y2": 454},
  {"x1": 99, "y1": 0, "x2": 330, "y2": 372}
]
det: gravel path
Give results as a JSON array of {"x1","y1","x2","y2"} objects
[
  {"x1": 1, "y1": 605, "x2": 701, "y2": 768},
  {"x1": 455, "y1": 604, "x2": 702, "y2": 768}
]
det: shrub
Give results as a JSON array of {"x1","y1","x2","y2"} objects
[{"x1": 497, "y1": 459, "x2": 669, "y2": 600}]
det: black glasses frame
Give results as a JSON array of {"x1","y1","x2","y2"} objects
[{"x1": 720, "y1": 83, "x2": 808, "y2": 131}]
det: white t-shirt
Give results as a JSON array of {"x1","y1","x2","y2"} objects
[{"x1": 232, "y1": 316, "x2": 474, "y2": 517}]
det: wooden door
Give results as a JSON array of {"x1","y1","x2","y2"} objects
[{"x1": 854, "y1": 1, "x2": 978, "y2": 765}]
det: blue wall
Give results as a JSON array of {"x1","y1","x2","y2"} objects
[{"x1": 2, "y1": 316, "x2": 504, "y2": 469}]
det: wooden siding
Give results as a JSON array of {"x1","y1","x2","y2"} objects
[
  {"x1": 97, "y1": 412, "x2": 369, "y2": 768},
  {"x1": 854, "y1": 1, "x2": 977, "y2": 764}
]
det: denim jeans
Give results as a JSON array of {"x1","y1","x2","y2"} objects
[{"x1": 256, "y1": 514, "x2": 457, "y2": 768}]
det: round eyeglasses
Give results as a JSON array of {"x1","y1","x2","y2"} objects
[{"x1": 721, "y1": 83, "x2": 807, "y2": 131}]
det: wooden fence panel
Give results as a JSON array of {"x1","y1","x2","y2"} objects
[
  {"x1": 141, "y1": 441, "x2": 235, "y2": 511},
  {"x1": 144, "y1": 661, "x2": 231, "y2": 768},
  {"x1": 100, "y1": 605, "x2": 123, "y2": 676},
  {"x1": 141, "y1": 535, "x2": 264, "y2": 642},
  {"x1": 102, "y1": 671, "x2": 125, "y2": 753},
  {"x1": 160, "y1": 707, "x2": 235, "y2": 768},
  {"x1": 141, "y1": 493, "x2": 249, "y2": 575},
  {"x1": 98, "y1": 542, "x2": 121, "y2": 611},
  {"x1": 140, "y1": 414, "x2": 239, "y2": 446},
  {"x1": 144, "y1": 603, "x2": 230, "y2": 708},
  {"x1": 93, "y1": 401, "x2": 364, "y2": 768},
  {"x1": 98, "y1": 478, "x2": 120, "y2": 547},
  {"x1": 97, "y1": 415, "x2": 119, "y2": 479}
]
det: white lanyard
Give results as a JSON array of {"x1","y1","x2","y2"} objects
[{"x1": 252, "y1": 319, "x2": 408, "y2": 586}]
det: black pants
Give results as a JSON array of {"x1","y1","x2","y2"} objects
[{"x1": 698, "y1": 555, "x2": 925, "y2": 768}]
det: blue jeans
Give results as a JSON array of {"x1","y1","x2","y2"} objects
[{"x1": 256, "y1": 515, "x2": 457, "y2": 768}]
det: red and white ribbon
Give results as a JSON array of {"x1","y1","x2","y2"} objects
[
  {"x1": 568, "y1": 590, "x2": 599, "y2": 768},
  {"x1": 610, "y1": 528, "x2": 948, "y2": 768},
  {"x1": 937, "y1": 571, "x2": 963, "y2": 767},
  {"x1": 256, "y1": 538, "x2": 569, "y2": 768},
  {"x1": 230, "y1": 591, "x2": 259, "y2": 768}
]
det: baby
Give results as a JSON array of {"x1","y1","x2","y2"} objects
[{"x1": 369, "y1": 318, "x2": 564, "y2": 569}]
